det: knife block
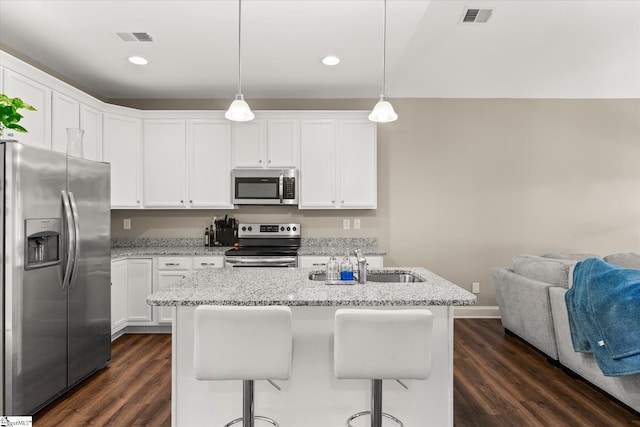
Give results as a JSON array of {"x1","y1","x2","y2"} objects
[{"x1": 218, "y1": 229, "x2": 238, "y2": 247}]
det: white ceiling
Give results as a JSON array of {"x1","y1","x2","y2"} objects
[{"x1": 1, "y1": 0, "x2": 639, "y2": 100}]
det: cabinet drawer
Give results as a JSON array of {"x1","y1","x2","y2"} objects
[
  {"x1": 193, "y1": 256, "x2": 224, "y2": 270},
  {"x1": 157, "y1": 257, "x2": 191, "y2": 270}
]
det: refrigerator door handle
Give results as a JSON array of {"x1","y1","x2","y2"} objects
[
  {"x1": 61, "y1": 190, "x2": 76, "y2": 290},
  {"x1": 68, "y1": 191, "x2": 81, "y2": 290}
]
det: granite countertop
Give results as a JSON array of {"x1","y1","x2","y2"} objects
[
  {"x1": 112, "y1": 246, "x2": 230, "y2": 258},
  {"x1": 147, "y1": 267, "x2": 476, "y2": 307}
]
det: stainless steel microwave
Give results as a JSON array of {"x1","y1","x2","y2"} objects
[{"x1": 232, "y1": 169, "x2": 298, "y2": 205}]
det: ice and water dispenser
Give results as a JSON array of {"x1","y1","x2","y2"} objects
[{"x1": 24, "y1": 218, "x2": 61, "y2": 270}]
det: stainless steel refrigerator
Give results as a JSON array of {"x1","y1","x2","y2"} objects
[{"x1": 1, "y1": 140, "x2": 111, "y2": 415}]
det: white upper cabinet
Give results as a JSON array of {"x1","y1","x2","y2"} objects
[
  {"x1": 232, "y1": 119, "x2": 299, "y2": 168},
  {"x1": 338, "y1": 120, "x2": 377, "y2": 209},
  {"x1": 103, "y1": 113, "x2": 142, "y2": 208},
  {"x1": 51, "y1": 92, "x2": 80, "y2": 154},
  {"x1": 2, "y1": 69, "x2": 52, "y2": 149},
  {"x1": 232, "y1": 120, "x2": 264, "y2": 168},
  {"x1": 143, "y1": 119, "x2": 187, "y2": 208},
  {"x1": 79, "y1": 104, "x2": 103, "y2": 161},
  {"x1": 299, "y1": 120, "x2": 336, "y2": 208},
  {"x1": 299, "y1": 118, "x2": 376, "y2": 209},
  {"x1": 187, "y1": 119, "x2": 234, "y2": 208},
  {"x1": 52, "y1": 93, "x2": 103, "y2": 161},
  {"x1": 266, "y1": 119, "x2": 299, "y2": 168}
]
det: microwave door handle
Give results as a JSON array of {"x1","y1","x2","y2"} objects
[{"x1": 279, "y1": 173, "x2": 284, "y2": 204}]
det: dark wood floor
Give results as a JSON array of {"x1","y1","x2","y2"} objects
[{"x1": 34, "y1": 320, "x2": 640, "y2": 426}]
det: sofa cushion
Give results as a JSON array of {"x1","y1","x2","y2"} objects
[
  {"x1": 541, "y1": 253, "x2": 601, "y2": 261},
  {"x1": 604, "y1": 253, "x2": 640, "y2": 269},
  {"x1": 513, "y1": 255, "x2": 578, "y2": 288}
]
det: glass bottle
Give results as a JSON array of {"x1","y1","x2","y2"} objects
[
  {"x1": 326, "y1": 256, "x2": 339, "y2": 281},
  {"x1": 340, "y1": 252, "x2": 354, "y2": 281},
  {"x1": 66, "y1": 128, "x2": 84, "y2": 158}
]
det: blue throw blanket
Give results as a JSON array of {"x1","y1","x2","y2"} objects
[{"x1": 565, "y1": 258, "x2": 640, "y2": 376}]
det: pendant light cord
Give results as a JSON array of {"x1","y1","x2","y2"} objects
[
  {"x1": 238, "y1": 0, "x2": 243, "y2": 94},
  {"x1": 381, "y1": 0, "x2": 387, "y2": 97}
]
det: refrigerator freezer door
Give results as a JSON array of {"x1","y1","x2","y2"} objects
[
  {"x1": 2, "y1": 142, "x2": 68, "y2": 415},
  {"x1": 66, "y1": 156, "x2": 111, "y2": 386}
]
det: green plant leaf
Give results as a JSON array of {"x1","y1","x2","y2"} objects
[{"x1": 0, "y1": 93, "x2": 36, "y2": 135}]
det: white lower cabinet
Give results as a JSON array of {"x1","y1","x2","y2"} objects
[
  {"x1": 298, "y1": 255, "x2": 384, "y2": 269},
  {"x1": 111, "y1": 255, "x2": 226, "y2": 335},
  {"x1": 155, "y1": 256, "x2": 224, "y2": 324},
  {"x1": 156, "y1": 271, "x2": 190, "y2": 323},
  {"x1": 110, "y1": 259, "x2": 128, "y2": 336},
  {"x1": 127, "y1": 259, "x2": 154, "y2": 324},
  {"x1": 156, "y1": 257, "x2": 191, "y2": 323}
]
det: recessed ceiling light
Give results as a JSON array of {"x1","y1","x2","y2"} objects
[
  {"x1": 321, "y1": 55, "x2": 340, "y2": 66},
  {"x1": 128, "y1": 55, "x2": 148, "y2": 65}
]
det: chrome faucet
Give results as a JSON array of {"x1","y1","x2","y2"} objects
[{"x1": 355, "y1": 249, "x2": 367, "y2": 284}]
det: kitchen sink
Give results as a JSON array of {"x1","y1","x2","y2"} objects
[{"x1": 308, "y1": 271, "x2": 424, "y2": 283}]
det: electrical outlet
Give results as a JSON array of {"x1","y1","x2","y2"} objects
[
  {"x1": 472, "y1": 282, "x2": 480, "y2": 294},
  {"x1": 343, "y1": 219, "x2": 350, "y2": 230},
  {"x1": 353, "y1": 219, "x2": 361, "y2": 229},
  {"x1": 123, "y1": 218, "x2": 131, "y2": 230}
]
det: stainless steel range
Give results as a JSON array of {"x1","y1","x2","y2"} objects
[{"x1": 224, "y1": 223, "x2": 301, "y2": 268}]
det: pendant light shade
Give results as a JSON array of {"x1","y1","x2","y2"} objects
[
  {"x1": 368, "y1": 95, "x2": 398, "y2": 122},
  {"x1": 226, "y1": 0, "x2": 254, "y2": 122},
  {"x1": 370, "y1": 0, "x2": 397, "y2": 123},
  {"x1": 225, "y1": 94, "x2": 255, "y2": 122}
]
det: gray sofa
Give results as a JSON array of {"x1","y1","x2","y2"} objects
[{"x1": 492, "y1": 252, "x2": 640, "y2": 412}]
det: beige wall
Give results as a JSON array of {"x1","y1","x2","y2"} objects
[{"x1": 111, "y1": 98, "x2": 640, "y2": 305}]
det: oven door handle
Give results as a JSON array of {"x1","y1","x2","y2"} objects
[{"x1": 225, "y1": 256, "x2": 297, "y2": 266}]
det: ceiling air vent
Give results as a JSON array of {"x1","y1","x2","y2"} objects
[
  {"x1": 115, "y1": 32, "x2": 154, "y2": 42},
  {"x1": 462, "y1": 8, "x2": 493, "y2": 23}
]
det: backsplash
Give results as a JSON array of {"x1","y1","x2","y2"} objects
[
  {"x1": 301, "y1": 238, "x2": 377, "y2": 248},
  {"x1": 112, "y1": 237, "x2": 382, "y2": 252}
]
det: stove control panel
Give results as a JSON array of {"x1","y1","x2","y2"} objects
[{"x1": 238, "y1": 223, "x2": 301, "y2": 238}]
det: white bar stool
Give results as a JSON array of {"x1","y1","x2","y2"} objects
[
  {"x1": 194, "y1": 305, "x2": 293, "y2": 427},
  {"x1": 334, "y1": 308, "x2": 434, "y2": 427}
]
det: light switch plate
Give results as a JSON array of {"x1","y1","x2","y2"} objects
[
  {"x1": 343, "y1": 219, "x2": 350, "y2": 230},
  {"x1": 123, "y1": 218, "x2": 131, "y2": 230},
  {"x1": 353, "y1": 219, "x2": 361, "y2": 229}
]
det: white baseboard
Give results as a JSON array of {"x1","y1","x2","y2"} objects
[{"x1": 454, "y1": 306, "x2": 501, "y2": 318}]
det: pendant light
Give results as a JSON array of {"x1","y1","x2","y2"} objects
[
  {"x1": 369, "y1": 0, "x2": 398, "y2": 123},
  {"x1": 225, "y1": 0, "x2": 254, "y2": 122}
]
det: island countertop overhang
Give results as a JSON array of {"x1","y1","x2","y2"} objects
[{"x1": 147, "y1": 267, "x2": 476, "y2": 307}]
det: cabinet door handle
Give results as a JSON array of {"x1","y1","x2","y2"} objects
[
  {"x1": 190, "y1": 200, "x2": 193, "y2": 203},
  {"x1": 200, "y1": 262, "x2": 216, "y2": 266},
  {"x1": 312, "y1": 263, "x2": 327, "y2": 267},
  {"x1": 165, "y1": 262, "x2": 180, "y2": 266},
  {"x1": 180, "y1": 200, "x2": 184, "y2": 204},
  {"x1": 259, "y1": 160, "x2": 262, "y2": 164}
]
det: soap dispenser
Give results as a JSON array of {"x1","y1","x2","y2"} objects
[{"x1": 340, "y1": 251, "x2": 354, "y2": 281}]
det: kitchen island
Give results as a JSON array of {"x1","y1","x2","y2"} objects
[{"x1": 148, "y1": 267, "x2": 475, "y2": 427}]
